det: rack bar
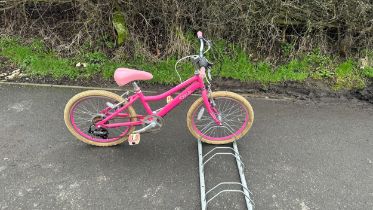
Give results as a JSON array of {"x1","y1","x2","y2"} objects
[
  {"x1": 197, "y1": 139, "x2": 254, "y2": 210},
  {"x1": 233, "y1": 141, "x2": 254, "y2": 210},
  {"x1": 198, "y1": 138, "x2": 207, "y2": 210}
]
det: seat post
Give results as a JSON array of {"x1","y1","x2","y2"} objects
[{"x1": 132, "y1": 81, "x2": 141, "y2": 92}]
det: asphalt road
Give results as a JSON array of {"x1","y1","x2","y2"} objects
[{"x1": 0, "y1": 84, "x2": 372, "y2": 210}]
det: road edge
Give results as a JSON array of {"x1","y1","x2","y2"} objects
[{"x1": 0, "y1": 81, "x2": 291, "y2": 101}]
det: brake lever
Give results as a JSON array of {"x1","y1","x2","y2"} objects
[
  {"x1": 203, "y1": 38, "x2": 212, "y2": 54},
  {"x1": 207, "y1": 67, "x2": 212, "y2": 80}
]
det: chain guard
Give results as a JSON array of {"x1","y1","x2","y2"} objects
[
  {"x1": 88, "y1": 125, "x2": 108, "y2": 139},
  {"x1": 88, "y1": 114, "x2": 109, "y2": 138}
]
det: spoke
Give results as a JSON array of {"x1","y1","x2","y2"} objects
[
  {"x1": 82, "y1": 100, "x2": 97, "y2": 115},
  {"x1": 74, "y1": 120, "x2": 90, "y2": 125},
  {"x1": 76, "y1": 104, "x2": 96, "y2": 115},
  {"x1": 70, "y1": 96, "x2": 132, "y2": 142},
  {"x1": 75, "y1": 108, "x2": 94, "y2": 116},
  {"x1": 211, "y1": 126, "x2": 217, "y2": 137},
  {"x1": 222, "y1": 128, "x2": 229, "y2": 137},
  {"x1": 89, "y1": 100, "x2": 98, "y2": 114},
  {"x1": 218, "y1": 98, "x2": 228, "y2": 114},
  {"x1": 203, "y1": 126, "x2": 217, "y2": 135},
  {"x1": 223, "y1": 122, "x2": 236, "y2": 134},
  {"x1": 225, "y1": 106, "x2": 241, "y2": 117},
  {"x1": 193, "y1": 96, "x2": 249, "y2": 139},
  {"x1": 200, "y1": 121, "x2": 216, "y2": 133},
  {"x1": 222, "y1": 100, "x2": 230, "y2": 112},
  {"x1": 73, "y1": 121, "x2": 91, "y2": 126},
  {"x1": 96, "y1": 98, "x2": 99, "y2": 113},
  {"x1": 221, "y1": 103, "x2": 241, "y2": 116},
  {"x1": 73, "y1": 115, "x2": 90, "y2": 121},
  {"x1": 223, "y1": 116, "x2": 244, "y2": 125},
  {"x1": 221, "y1": 99, "x2": 235, "y2": 113},
  {"x1": 222, "y1": 108, "x2": 244, "y2": 119}
]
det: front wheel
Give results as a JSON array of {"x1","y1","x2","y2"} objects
[{"x1": 187, "y1": 91, "x2": 254, "y2": 144}]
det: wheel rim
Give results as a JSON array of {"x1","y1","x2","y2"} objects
[
  {"x1": 191, "y1": 97, "x2": 250, "y2": 141},
  {"x1": 70, "y1": 96, "x2": 131, "y2": 143}
]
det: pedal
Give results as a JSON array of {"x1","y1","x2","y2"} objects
[{"x1": 128, "y1": 133, "x2": 141, "y2": 145}]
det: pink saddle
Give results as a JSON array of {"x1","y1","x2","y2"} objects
[{"x1": 114, "y1": 68, "x2": 153, "y2": 86}]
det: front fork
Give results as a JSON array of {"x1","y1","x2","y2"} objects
[{"x1": 201, "y1": 86, "x2": 222, "y2": 126}]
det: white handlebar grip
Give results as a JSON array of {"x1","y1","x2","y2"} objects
[{"x1": 197, "y1": 31, "x2": 203, "y2": 39}]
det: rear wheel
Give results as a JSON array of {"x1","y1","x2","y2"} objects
[
  {"x1": 187, "y1": 91, "x2": 254, "y2": 144},
  {"x1": 64, "y1": 90, "x2": 136, "y2": 146}
]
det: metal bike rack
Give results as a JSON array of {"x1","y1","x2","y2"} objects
[{"x1": 198, "y1": 139, "x2": 254, "y2": 210}]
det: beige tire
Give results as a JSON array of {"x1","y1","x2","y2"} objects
[
  {"x1": 187, "y1": 91, "x2": 254, "y2": 144},
  {"x1": 64, "y1": 90, "x2": 136, "y2": 146}
]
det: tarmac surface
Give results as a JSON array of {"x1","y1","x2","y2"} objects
[{"x1": 0, "y1": 84, "x2": 372, "y2": 210}]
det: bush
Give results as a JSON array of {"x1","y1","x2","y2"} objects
[{"x1": 1, "y1": 0, "x2": 372, "y2": 60}]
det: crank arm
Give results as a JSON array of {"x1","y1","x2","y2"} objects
[{"x1": 133, "y1": 121, "x2": 157, "y2": 134}]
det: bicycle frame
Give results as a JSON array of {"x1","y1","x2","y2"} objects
[{"x1": 96, "y1": 73, "x2": 221, "y2": 129}]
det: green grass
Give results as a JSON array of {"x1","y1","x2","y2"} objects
[
  {"x1": 334, "y1": 60, "x2": 365, "y2": 90},
  {"x1": 211, "y1": 41, "x2": 309, "y2": 83},
  {"x1": 0, "y1": 36, "x2": 194, "y2": 84},
  {"x1": 0, "y1": 36, "x2": 372, "y2": 90},
  {"x1": 0, "y1": 37, "x2": 77, "y2": 78},
  {"x1": 363, "y1": 67, "x2": 373, "y2": 78}
]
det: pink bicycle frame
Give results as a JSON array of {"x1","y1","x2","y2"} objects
[{"x1": 96, "y1": 73, "x2": 221, "y2": 129}]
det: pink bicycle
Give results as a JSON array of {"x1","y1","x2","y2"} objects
[{"x1": 64, "y1": 31, "x2": 254, "y2": 146}]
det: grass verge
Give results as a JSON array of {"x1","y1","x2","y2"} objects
[{"x1": 0, "y1": 36, "x2": 372, "y2": 89}]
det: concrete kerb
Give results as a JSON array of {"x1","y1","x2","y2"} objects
[{"x1": 0, "y1": 81, "x2": 292, "y2": 100}]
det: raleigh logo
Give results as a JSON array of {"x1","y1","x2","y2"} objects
[{"x1": 179, "y1": 90, "x2": 192, "y2": 100}]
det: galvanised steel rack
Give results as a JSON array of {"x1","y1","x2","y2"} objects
[{"x1": 197, "y1": 139, "x2": 254, "y2": 210}]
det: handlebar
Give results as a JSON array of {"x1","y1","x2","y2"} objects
[
  {"x1": 174, "y1": 31, "x2": 213, "y2": 83},
  {"x1": 196, "y1": 31, "x2": 211, "y2": 57},
  {"x1": 197, "y1": 31, "x2": 203, "y2": 39}
]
